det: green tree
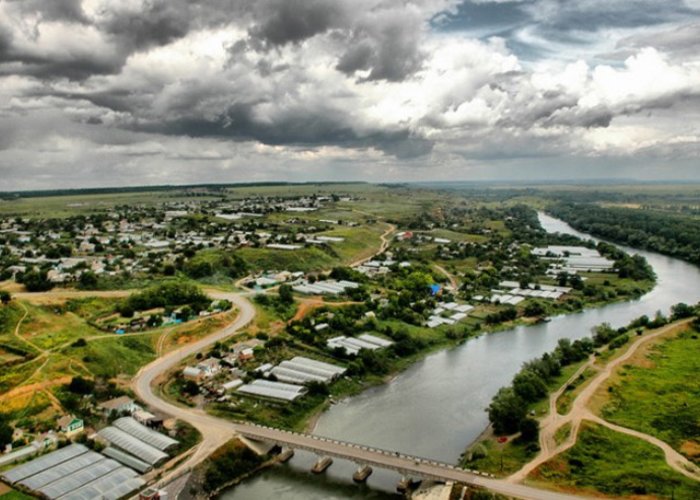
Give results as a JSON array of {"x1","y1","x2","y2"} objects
[
  {"x1": 512, "y1": 370, "x2": 547, "y2": 403},
  {"x1": 0, "y1": 290, "x2": 11, "y2": 305},
  {"x1": 21, "y1": 269, "x2": 54, "y2": 292},
  {"x1": 278, "y1": 284, "x2": 294, "y2": 304},
  {"x1": 0, "y1": 416, "x2": 13, "y2": 451},
  {"x1": 78, "y1": 271, "x2": 98, "y2": 290},
  {"x1": 519, "y1": 417, "x2": 539, "y2": 442},
  {"x1": 487, "y1": 387, "x2": 527, "y2": 435}
]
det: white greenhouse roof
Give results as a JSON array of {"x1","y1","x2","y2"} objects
[
  {"x1": 2, "y1": 444, "x2": 89, "y2": 484},
  {"x1": 57, "y1": 467, "x2": 143, "y2": 500},
  {"x1": 113, "y1": 417, "x2": 178, "y2": 452},
  {"x1": 290, "y1": 356, "x2": 346, "y2": 376},
  {"x1": 98, "y1": 426, "x2": 168, "y2": 465},
  {"x1": 102, "y1": 446, "x2": 152, "y2": 474},
  {"x1": 237, "y1": 380, "x2": 307, "y2": 401},
  {"x1": 37, "y1": 458, "x2": 121, "y2": 499},
  {"x1": 19, "y1": 451, "x2": 105, "y2": 490}
]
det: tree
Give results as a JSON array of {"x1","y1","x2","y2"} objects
[
  {"x1": 0, "y1": 416, "x2": 12, "y2": 451},
  {"x1": 21, "y1": 270, "x2": 54, "y2": 292},
  {"x1": 68, "y1": 376, "x2": 95, "y2": 395},
  {"x1": 512, "y1": 370, "x2": 547, "y2": 403},
  {"x1": 183, "y1": 380, "x2": 199, "y2": 396},
  {"x1": 670, "y1": 303, "x2": 695, "y2": 321},
  {"x1": 519, "y1": 417, "x2": 539, "y2": 442},
  {"x1": 78, "y1": 271, "x2": 98, "y2": 290},
  {"x1": 487, "y1": 387, "x2": 527, "y2": 435},
  {"x1": 0, "y1": 290, "x2": 11, "y2": 305},
  {"x1": 278, "y1": 284, "x2": 294, "y2": 305},
  {"x1": 524, "y1": 301, "x2": 547, "y2": 317}
]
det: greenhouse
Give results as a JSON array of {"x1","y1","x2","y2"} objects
[
  {"x1": 19, "y1": 450, "x2": 105, "y2": 491},
  {"x1": 102, "y1": 446, "x2": 152, "y2": 474},
  {"x1": 113, "y1": 417, "x2": 178, "y2": 452},
  {"x1": 56, "y1": 467, "x2": 144, "y2": 500},
  {"x1": 1, "y1": 444, "x2": 89, "y2": 484},
  {"x1": 37, "y1": 459, "x2": 121, "y2": 499},
  {"x1": 98, "y1": 426, "x2": 168, "y2": 466}
]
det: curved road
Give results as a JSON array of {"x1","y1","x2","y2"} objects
[
  {"x1": 132, "y1": 292, "x2": 256, "y2": 485},
  {"x1": 131, "y1": 290, "x2": 593, "y2": 499},
  {"x1": 509, "y1": 319, "x2": 700, "y2": 483}
]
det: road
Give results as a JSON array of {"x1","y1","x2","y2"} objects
[
  {"x1": 509, "y1": 319, "x2": 700, "y2": 483},
  {"x1": 349, "y1": 222, "x2": 396, "y2": 267},
  {"x1": 132, "y1": 291, "x2": 256, "y2": 486},
  {"x1": 234, "y1": 423, "x2": 591, "y2": 500},
  {"x1": 131, "y1": 289, "x2": 596, "y2": 499}
]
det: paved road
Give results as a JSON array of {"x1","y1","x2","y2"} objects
[
  {"x1": 234, "y1": 423, "x2": 591, "y2": 500},
  {"x1": 131, "y1": 290, "x2": 596, "y2": 499},
  {"x1": 132, "y1": 291, "x2": 256, "y2": 486}
]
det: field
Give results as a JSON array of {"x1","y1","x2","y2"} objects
[
  {"x1": 237, "y1": 246, "x2": 337, "y2": 273},
  {"x1": 597, "y1": 328, "x2": 700, "y2": 463},
  {"x1": 0, "y1": 295, "x2": 238, "y2": 422},
  {"x1": 530, "y1": 422, "x2": 700, "y2": 499},
  {"x1": 0, "y1": 190, "x2": 220, "y2": 218}
]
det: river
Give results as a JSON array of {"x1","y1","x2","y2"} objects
[{"x1": 222, "y1": 213, "x2": 700, "y2": 499}]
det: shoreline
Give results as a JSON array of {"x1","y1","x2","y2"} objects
[{"x1": 296, "y1": 282, "x2": 655, "y2": 442}]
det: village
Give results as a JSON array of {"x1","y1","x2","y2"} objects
[{"x1": 0, "y1": 186, "x2": 658, "y2": 500}]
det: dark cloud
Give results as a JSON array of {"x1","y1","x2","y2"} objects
[
  {"x1": 134, "y1": 102, "x2": 433, "y2": 158},
  {"x1": 100, "y1": 1, "x2": 192, "y2": 50},
  {"x1": 249, "y1": 0, "x2": 343, "y2": 47}
]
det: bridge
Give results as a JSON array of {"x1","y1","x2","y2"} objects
[{"x1": 233, "y1": 422, "x2": 589, "y2": 500}]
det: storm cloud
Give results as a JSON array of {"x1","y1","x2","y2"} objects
[{"x1": 0, "y1": 0, "x2": 699, "y2": 190}]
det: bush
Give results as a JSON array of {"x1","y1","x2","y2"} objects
[
  {"x1": 519, "y1": 417, "x2": 539, "y2": 442},
  {"x1": 68, "y1": 376, "x2": 94, "y2": 395}
]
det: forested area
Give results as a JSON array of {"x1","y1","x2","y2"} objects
[{"x1": 548, "y1": 203, "x2": 700, "y2": 265}]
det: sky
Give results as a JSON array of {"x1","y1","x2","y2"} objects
[{"x1": 0, "y1": 0, "x2": 699, "y2": 190}]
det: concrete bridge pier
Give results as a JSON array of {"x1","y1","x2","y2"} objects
[
  {"x1": 352, "y1": 464, "x2": 373, "y2": 482},
  {"x1": 311, "y1": 456, "x2": 333, "y2": 473},
  {"x1": 397, "y1": 476, "x2": 421, "y2": 492}
]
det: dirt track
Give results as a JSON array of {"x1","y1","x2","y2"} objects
[{"x1": 509, "y1": 319, "x2": 700, "y2": 483}]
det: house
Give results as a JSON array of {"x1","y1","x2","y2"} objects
[
  {"x1": 237, "y1": 347, "x2": 255, "y2": 362},
  {"x1": 183, "y1": 366, "x2": 203, "y2": 381},
  {"x1": 57, "y1": 415, "x2": 84, "y2": 436},
  {"x1": 196, "y1": 358, "x2": 221, "y2": 378},
  {"x1": 98, "y1": 396, "x2": 139, "y2": 416}
]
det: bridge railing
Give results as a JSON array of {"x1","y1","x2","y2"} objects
[{"x1": 232, "y1": 421, "x2": 495, "y2": 479}]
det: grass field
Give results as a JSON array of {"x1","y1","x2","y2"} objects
[
  {"x1": 529, "y1": 422, "x2": 700, "y2": 499},
  {"x1": 237, "y1": 246, "x2": 337, "y2": 272},
  {"x1": 599, "y1": 328, "x2": 700, "y2": 463},
  {"x1": 464, "y1": 437, "x2": 538, "y2": 476},
  {"x1": 0, "y1": 190, "x2": 220, "y2": 217}
]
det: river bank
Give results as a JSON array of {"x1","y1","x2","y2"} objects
[{"x1": 219, "y1": 213, "x2": 700, "y2": 499}]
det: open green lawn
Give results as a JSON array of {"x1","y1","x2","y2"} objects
[
  {"x1": 237, "y1": 246, "x2": 337, "y2": 272},
  {"x1": 530, "y1": 422, "x2": 700, "y2": 499},
  {"x1": 0, "y1": 490, "x2": 35, "y2": 500},
  {"x1": 20, "y1": 302, "x2": 105, "y2": 351},
  {"x1": 0, "y1": 190, "x2": 219, "y2": 218},
  {"x1": 464, "y1": 437, "x2": 538, "y2": 477},
  {"x1": 601, "y1": 328, "x2": 700, "y2": 462},
  {"x1": 68, "y1": 334, "x2": 156, "y2": 378},
  {"x1": 315, "y1": 225, "x2": 386, "y2": 263}
]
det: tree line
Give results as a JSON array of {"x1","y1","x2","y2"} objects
[
  {"x1": 548, "y1": 202, "x2": 700, "y2": 265},
  {"x1": 487, "y1": 303, "x2": 698, "y2": 437}
]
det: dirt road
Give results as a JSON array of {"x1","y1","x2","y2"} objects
[{"x1": 509, "y1": 319, "x2": 700, "y2": 483}]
